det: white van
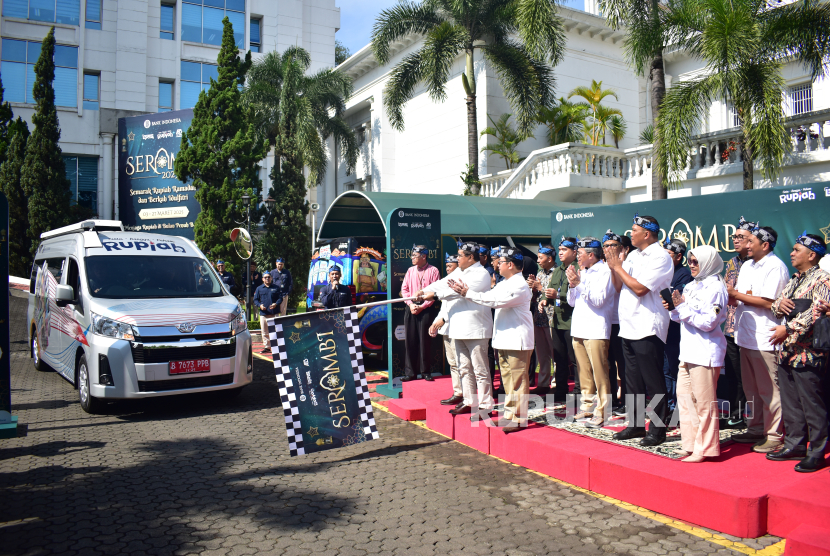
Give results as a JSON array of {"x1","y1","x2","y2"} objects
[{"x1": 27, "y1": 220, "x2": 253, "y2": 413}]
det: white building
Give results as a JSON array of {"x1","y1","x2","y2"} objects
[
  {"x1": 317, "y1": 3, "x2": 830, "y2": 223},
  {"x1": 0, "y1": 0, "x2": 341, "y2": 218}
]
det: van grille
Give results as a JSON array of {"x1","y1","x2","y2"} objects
[
  {"x1": 137, "y1": 374, "x2": 234, "y2": 392},
  {"x1": 131, "y1": 341, "x2": 236, "y2": 364}
]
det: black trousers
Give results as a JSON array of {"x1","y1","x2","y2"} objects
[
  {"x1": 778, "y1": 362, "x2": 828, "y2": 458},
  {"x1": 608, "y1": 324, "x2": 626, "y2": 408},
  {"x1": 403, "y1": 306, "x2": 436, "y2": 378},
  {"x1": 551, "y1": 328, "x2": 576, "y2": 397},
  {"x1": 720, "y1": 336, "x2": 746, "y2": 420},
  {"x1": 622, "y1": 335, "x2": 667, "y2": 435}
]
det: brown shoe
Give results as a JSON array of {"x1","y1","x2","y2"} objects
[
  {"x1": 752, "y1": 439, "x2": 784, "y2": 453},
  {"x1": 730, "y1": 431, "x2": 766, "y2": 444},
  {"x1": 440, "y1": 395, "x2": 463, "y2": 406},
  {"x1": 449, "y1": 404, "x2": 472, "y2": 415}
]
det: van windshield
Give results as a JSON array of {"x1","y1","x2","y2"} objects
[{"x1": 85, "y1": 256, "x2": 225, "y2": 298}]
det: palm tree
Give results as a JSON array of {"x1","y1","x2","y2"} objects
[
  {"x1": 480, "y1": 114, "x2": 533, "y2": 170},
  {"x1": 609, "y1": 115, "x2": 627, "y2": 149},
  {"x1": 639, "y1": 124, "x2": 654, "y2": 146},
  {"x1": 599, "y1": 0, "x2": 672, "y2": 198},
  {"x1": 244, "y1": 47, "x2": 358, "y2": 304},
  {"x1": 536, "y1": 97, "x2": 589, "y2": 146},
  {"x1": 590, "y1": 105, "x2": 625, "y2": 147},
  {"x1": 568, "y1": 80, "x2": 619, "y2": 146},
  {"x1": 244, "y1": 47, "x2": 358, "y2": 187},
  {"x1": 656, "y1": 0, "x2": 830, "y2": 191},
  {"x1": 371, "y1": 0, "x2": 566, "y2": 193}
]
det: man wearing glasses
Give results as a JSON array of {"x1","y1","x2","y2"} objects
[
  {"x1": 721, "y1": 217, "x2": 755, "y2": 428},
  {"x1": 418, "y1": 242, "x2": 493, "y2": 415}
]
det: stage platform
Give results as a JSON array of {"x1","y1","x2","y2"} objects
[{"x1": 401, "y1": 376, "x2": 830, "y2": 540}]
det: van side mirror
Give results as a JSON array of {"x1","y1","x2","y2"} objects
[{"x1": 55, "y1": 285, "x2": 75, "y2": 307}]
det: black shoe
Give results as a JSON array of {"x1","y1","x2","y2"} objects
[
  {"x1": 640, "y1": 434, "x2": 666, "y2": 447},
  {"x1": 529, "y1": 386, "x2": 550, "y2": 396},
  {"x1": 612, "y1": 406, "x2": 627, "y2": 417},
  {"x1": 423, "y1": 374, "x2": 434, "y2": 382},
  {"x1": 795, "y1": 456, "x2": 825, "y2": 473},
  {"x1": 766, "y1": 447, "x2": 807, "y2": 461},
  {"x1": 440, "y1": 395, "x2": 463, "y2": 406},
  {"x1": 455, "y1": 402, "x2": 464, "y2": 410},
  {"x1": 613, "y1": 428, "x2": 647, "y2": 441},
  {"x1": 400, "y1": 376, "x2": 416, "y2": 383},
  {"x1": 449, "y1": 404, "x2": 472, "y2": 415}
]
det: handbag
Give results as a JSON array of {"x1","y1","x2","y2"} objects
[
  {"x1": 786, "y1": 298, "x2": 814, "y2": 320},
  {"x1": 813, "y1": 314, "x2": 830, "y2": 351}
]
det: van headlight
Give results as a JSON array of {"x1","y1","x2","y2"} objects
[
  {"x1": 91, "y1": 312, "x2": 136, "y2": 341},
  {"x1": 230, "y1": 306, "x2": 247, "y2": 335}
]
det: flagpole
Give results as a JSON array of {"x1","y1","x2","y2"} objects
[{"x1": 268, "y1": 297, "x2": 418, "y2": 321}]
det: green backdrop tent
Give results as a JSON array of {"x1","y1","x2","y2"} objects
[{"x1": 317, "y1": 191, "x2": 583, "y2": 241}]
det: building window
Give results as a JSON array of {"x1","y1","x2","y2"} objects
[
  {"x1": 85, "y1": 0, "x2": 101, "y2": 29},
  {"x1": 63, "y1": 155, "x2": 99, "y2": 212},
  {"x1": 180, "y1": 61, "x2": 217, "y2": 108},
  {"x1": 250, "y1": 18, "x2": 261, "y2": 52},
  {"x1": 159, "y1": 81, "x2": 173, "y2": 111},
  {"x1": 83, "y1": 73, "x2": 99, "y2": 110},
  {"x1": 182, "y1": 0, "x2": 244, "y2": 48},
  {"x1": 789, "y1": 83, "x2": 812, "y2": 116},
  {"x1": 1, "y1": 38, "x2": 78, "y2": 106},
  {"x1": 2, "y1": 0, "x2": 80, "y2": 26},
  {"x1": 160, "y1": 3, "x2": 175, "y2": 40}
]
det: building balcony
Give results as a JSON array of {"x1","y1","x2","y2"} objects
[{"x1": 480, "y1": 108, "x2": 830, "y2": 204}]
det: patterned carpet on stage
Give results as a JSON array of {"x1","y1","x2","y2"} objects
[{"x1": 505, "y1": 400, "x2": 745, "y2": 460}]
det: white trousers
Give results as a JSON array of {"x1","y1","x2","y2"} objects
[
  {"x1": 455, "y1": 338, "x2": 492, "y2": 410},
  {"x1": 443, "y1": 335, "x2": 462, "y2": 398}
]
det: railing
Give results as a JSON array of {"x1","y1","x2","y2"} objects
[
  {"x1": 480, "y1": 143, "x2": 653, "y2": 198},
  {"x1": 481, "y1": 109, "x2": 830, "y2": 199}
]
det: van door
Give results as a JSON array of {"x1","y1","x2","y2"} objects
[
  {"x1": 42, "y1": 258, "x2": 69, "y2": 378},
  {"x1": 63, "y1": 258, "x2": 89, "y2": 360}
]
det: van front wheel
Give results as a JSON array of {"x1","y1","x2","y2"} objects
[
  {"x1": 32, "y1": 334, "x2": 45, "y2": 371},
  {"x1": 78, "y1": 355, "x2": 104, "y2": 414}
]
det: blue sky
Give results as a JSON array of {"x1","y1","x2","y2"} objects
[{"x1": 335, "y1": 0, "x2": 585, "y2": 58}]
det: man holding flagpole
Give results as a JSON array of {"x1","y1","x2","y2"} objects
[{"x1": 418, "y1": 242, "x2": 494, "y2": 416}]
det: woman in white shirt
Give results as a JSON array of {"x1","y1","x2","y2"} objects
[{"x1": 662, "y1": 245, "x2": 728, "y2": 463}]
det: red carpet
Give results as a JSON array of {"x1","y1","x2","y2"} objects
[{"x1": 402, "y1": 376, "x2": 830, "y2": 539}]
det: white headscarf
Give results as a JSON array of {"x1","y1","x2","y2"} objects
[{"x1": 689, "y1": 245, "x2": 723, "y2": 281}]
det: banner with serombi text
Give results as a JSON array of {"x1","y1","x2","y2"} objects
[
  {"x1": 118, "y1": 109, "x2": 198, "y2": 239},
  {"x1": 551, "y1": 184, "x2": 830, "y2": 273},
  {"x1": 267, "y1": 308, "x2": 379, "y2": 456}
]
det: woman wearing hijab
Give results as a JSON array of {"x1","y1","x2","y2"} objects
[{"x1": 662, "y1": 245, "x2": 729, "y2": 463}]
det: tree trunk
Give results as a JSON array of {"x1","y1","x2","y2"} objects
[
  {"x1": 464, "y1": 48, "x2": 480, "y2": 195},
  {"x1": 742, "y1": 142, "x2": 754, "y2": 190},
  {"x1": 650, "y1": 54, "x2": 667, "y2": 200}
]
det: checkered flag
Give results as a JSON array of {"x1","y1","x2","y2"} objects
[
  {"x1": 268, "y1": 318, "x2": 305, "y2": 456},
  {"x1": 344, "y1": 307, "x2": 379, "y2": 441}
]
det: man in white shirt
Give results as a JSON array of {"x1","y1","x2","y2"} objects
[
  {"x1": 566, "y1": 237, "x2": 615, "y2": 429},
  {"x1": 605, "y1": 214, "x2": 674, "y2": 446},
  {"x1": 429, "y1": 254, "x2": 462, "y2": 407},
  {"x1": 727, "y1": 226, "x2": 790, "y2": 453},
  {"x1": 418, "y1": 242, "x2": 494, "y2": 417},
  {"x1": 448, "y1": 247, "x2": 534, "y2": 433}
]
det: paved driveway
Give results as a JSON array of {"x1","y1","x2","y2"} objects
[{"x1": 1, "y1": 291, "x2": 780, "y2": 555}]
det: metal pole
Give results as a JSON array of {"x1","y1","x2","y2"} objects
[
  {"x1": 246, "y1": 205, "x2": 251, "y2": 319},
  {"x1": 311, "y1": 211, "x2": 316, "y2": 253}
]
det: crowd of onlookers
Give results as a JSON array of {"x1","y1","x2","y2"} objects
[{"x1": 399, "y1": 215, "x2": 830, "y2": 471}]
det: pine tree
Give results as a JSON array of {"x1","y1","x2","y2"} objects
[
  {"x1": 174, "y1": 17, "x2": 266, "y2": 282},
  {"x1": 21, "y1": 27, "x2": 72, "y2": 256},
  {"x1": 0, "y1": 76, "x2": 14, "y2": 168},
  {"x1": 0, "y1": 118, "x2": 31, "y2": 276}
]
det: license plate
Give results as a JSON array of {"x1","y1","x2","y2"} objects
[{"x1": 169, "y1": 359, "x2": 210, "y2": 375}]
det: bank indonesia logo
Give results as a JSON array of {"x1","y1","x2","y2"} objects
[
  {"x1": 176, "y1": 322, "x2": 197, "y2": 333},
  {"x1": 556, "y1": 212, "x2": 563, "y2": 222},
  {"x1": 426, "y1": 222, "x2": 431, "y2": 229},
  {"x1": 398, "y1": 210, "x2": 404, "y2": 218},
  {"x1": 144, "y1": 120, "x2": 151, "y2": 129},
  {"x1": 176, "y1": 129, "x2": 183, "y2": 138}
]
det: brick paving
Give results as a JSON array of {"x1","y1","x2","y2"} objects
[{"x1": 1, "y1": 290, "x2": 780, "y2": 555}]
